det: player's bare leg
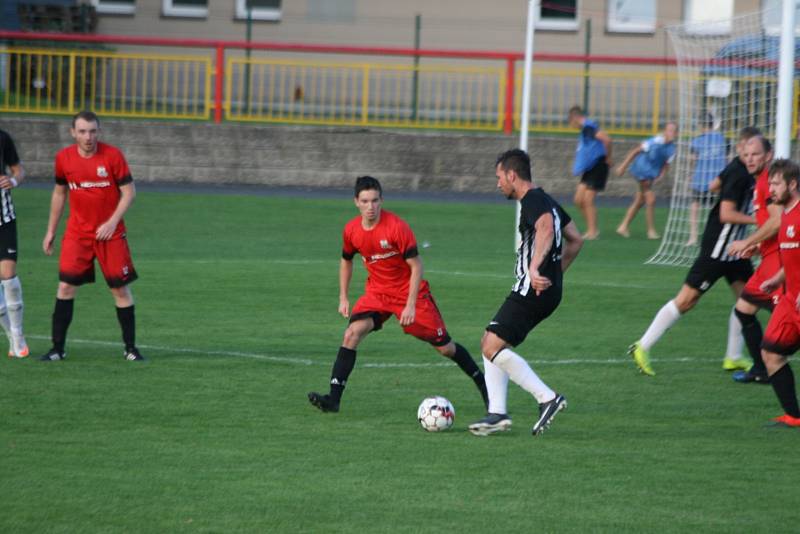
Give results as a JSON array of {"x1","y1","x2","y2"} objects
[
  {"x1": 643, "y1": 184, "x2": 659, "y2": 239},
  {"x1": 110, "y1": 285, "x2": 142, "y2": 361},
  {"x1": 40, "y1": 282, "x2": 77, "y2": 361},
  {"x1": 435, "y1": 341, "x2": 488, "y2": 408},
  {"x1": 582, "y1": 188, "x2": 599, "y2": 240},
  {"x1": 617, "y1": 188, "x2": 644, "y2": 238},
  {"x1": 309, "y1": 317, "x2": 374, "y2": 413}
]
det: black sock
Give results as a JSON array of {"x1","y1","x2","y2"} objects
[
  {"x1": 329, "y1": 346, "x2": 357, "y2": 403},
  {"x1": 451, "y1": 343, "x2": 488, "y2": 406},
  {"x1": 116, "y1": 305, "x2": 136, "y2": 351},
  {"x1": 52, "y1": 298, "x2": 74, "y2": 353},
  {"x1": 734, "y1": 309, "x2": 766, "y2": 373},
  {"x1": 770, "y1": 364, "x2": 800, "y2": 417}
]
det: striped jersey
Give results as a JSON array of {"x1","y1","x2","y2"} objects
[
  {"x1": 513, "y1": 188, "x2": 571, "y2": 296},
  {"x1": 0, "y1": 129, "x2": 20, "y2": 226},
  {"x1": 700, "y1": 157, "x2": 754, "y2": 262}
]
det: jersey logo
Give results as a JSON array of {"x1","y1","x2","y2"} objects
[
  {"x1": 97, "y1": 166, "x2": 108, "y2": 178},
  {"x1": 788, "y1": 225, "x2": 796, "y2": 238},
  {"x1": 380, "y1": 239, "x2": 391, "y2": 249}
]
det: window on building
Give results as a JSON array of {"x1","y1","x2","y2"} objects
[
  {"x1": 163, "y1": 0, "x2": 207, "y2": 18},
  {"x1": 607, "y1": 0, "x2": 656, "y2": 33},
  {"x1": 535, "y1": 0, "x2": 578, "y2": 31},
  {"x1": 762, "y1": 0, "x2": 800, "y2": 35},
  {"x1": 684, "y1": 0, "x2": 734, "y2": 34},
  {"x1": 236, "y1": 0, "x2": 282, "y2": 21},
  {"x1": 91, "y1": 0, "x2": 135, "y2": 15}
]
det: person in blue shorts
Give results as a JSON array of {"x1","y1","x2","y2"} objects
[
  {"x1": 568, "y1": 106, "x2": 612, "y2": 240},
  {"x1": 615, "y1": 122, "x2": 678, "y2": 239},
  {"x1": 687, "y1": 115, "x2": 728, "y2": 246}
]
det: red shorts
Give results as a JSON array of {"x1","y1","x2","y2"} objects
[
  {"x1": 762, "y1": 293, "x2": 800, "y2": 356},
  {"x1": 351, "y1": 287, "x2": 450, "y2": 346},
  {"x1": 741, "y1": 252, "x2": 782, "y2": 310},
  {"x1": 59, "y1": 234, "x2": 138, "y2": 288}
]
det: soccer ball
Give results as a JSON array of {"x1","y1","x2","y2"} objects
[{"x1": 417, "y1": 396, "x2": 455, "y2": 432}]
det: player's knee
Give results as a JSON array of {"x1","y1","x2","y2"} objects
[
  {"x1": 57, "y1": 282, "x2": 77, "y2": 299},
  {"x1": 734, "y1": 306, "x2": 757, "y2": 326},
  {"x1": 342, "y1": 321, "x2": 370, "y2": 348},
  {"x1": 480, "y1": 332, "x2": 503, "y2": 359},
  {"x1": 435, "y1": 342, "x2": 456, "y2": 358},
  {"x1": 763, "y1": 350, "x2": 786, "y2": 375}
]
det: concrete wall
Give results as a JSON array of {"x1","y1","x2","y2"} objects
[{"x1": 0, "y1": 116, "x2": 665, "y2": 197}]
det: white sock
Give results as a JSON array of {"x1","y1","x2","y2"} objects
[
  {"x1": 0, "y1": 285, "x2": 10, "y2": 341},
  {"x1": 492, "y1": 348, "x2": 555, "y2": 404},
  {"x1": 2, "y1": 277, "x2": 23, "y2": 338},
  {"x1": 640, "y1": 300, "x2": 681, "y2": 351},
  {"x1": 482, "y1": 354, "x2": 509, "y2": 415},
  {"x1": 726, "y1": 306, "x2": 744, "y2": 360}
]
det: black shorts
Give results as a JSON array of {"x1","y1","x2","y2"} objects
[
  {"x1": 0, "y1": 221, "x2": 18, "y2": 262},
  {"x1": 684, "y1": 256, "x2": 753, "y2": 293},
  {"x1": 580, "y1": 159, "x2": 609, "y2": 191},
  {"x1": 485, "y1": 289, "x2": 562, "y2": 348}
]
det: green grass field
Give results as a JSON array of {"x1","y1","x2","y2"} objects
[{"x1": 1, "y1": 187, "x2": 797, "y2": 533}]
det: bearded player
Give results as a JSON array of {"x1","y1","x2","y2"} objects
[
  {"x1": 308, "y1": 176, "x2": 488, "y2": 413},
  {"x1": 40, "y1": 111, "x2": 143, "y2": 362}
]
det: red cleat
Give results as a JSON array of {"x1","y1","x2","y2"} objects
[{"x1": 771, "y1": 414, "x2": 800, "y2": 427}]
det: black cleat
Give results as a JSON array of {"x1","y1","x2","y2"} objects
[
  {"x1": 308, "y1": 392, "x2": 340, "y2": 413},
  {"x1": 532, "y1": 394, "x2": 567, "y2": 435},
  {"x1": 123, "y1": 347, "x2": 145, "y2": 361},
  {"x1": 468, "y1": 413, "x2": 513, "y2": 436},
  {"x1": 732, "y1": 369, "x2": 769, "y2": 384},
  {"x1": 39, "y1": 348, "x2": 66, "y2": 361}
]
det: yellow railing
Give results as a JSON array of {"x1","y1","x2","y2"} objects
[
  {"x1": 0, "y1": 47, "x2": 212, "y2": 119},
  {"x1": 225, "y1": 58, "x2": 506, "y2": 131},
  {"x1": 2, "y1": 46, "x2": 798, "y2": 137}
]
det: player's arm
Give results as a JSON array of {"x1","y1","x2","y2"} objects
[
  {"x1": 614, "y1": 145, "x2": 641, "y2": 177},
  {"x1": 338, "y1": 257, "x2": 354, "y2": 318},
  {"x1": 597, "y1": 130, "x2": 612, "y2": 165},
  {"x1": 96, "y1": 182, "x2": 136, "y2": 241},
  {"x1": 400, "y1": 255, "x2": 423, "y2": 326},
  {"x1": 728, "y1": 203, "x2": 781, "y2": 258},
  {"x1": 760, "y1": 267, "x2": 785, "y2": 295},
  {"x1": 719, "y1": 197, "x2": 756, "y2": 226},
  {"x1": 0, "y1": 162, "x2": 24, "y2": 190},
  {"x1": 43, "y1": 184, "x2": 68, "y2": 256},
  {"x1": 708, "y1": 176, "x2": 722, "y2": 193},
  {"x1": 561, "y1": 220, "x2": 583, "y2": 273},
  {"x1": 529, "y1": 212, "x2": 555, "y2": 295}
]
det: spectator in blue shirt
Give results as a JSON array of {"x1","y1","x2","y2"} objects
[
  {"x1": 615, "y1": 122, "x2": 678, "y2": 239},
  {"x1": 569, "y1": 106, "x2": 612, "y2": 240},
  {"x1": 686, "y1": 116, "x2": 728, "y2": 246}
]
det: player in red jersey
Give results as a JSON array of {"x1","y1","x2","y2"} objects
[
  {"x1": 308, "y1": 176, "x2": 488, "y2": 413},
  {"x1": 758, "y1": 159, "x2": 800, "y2": 427},
  {"x1": 727, "y1": 136, "x2": 777, "y2": 383},
  {"x1": 40, "y1": 111, "x2": 143, "y2": 362}
]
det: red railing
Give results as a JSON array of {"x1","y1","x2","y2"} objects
[{"x1": 0, "y1": 30, "x2": 678, "y2": 133}]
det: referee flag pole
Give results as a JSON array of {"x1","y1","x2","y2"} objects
[
  {"x1": 515, "y1": 0, "x2": 538, "y2": 250},
  {"x1": 775, "y1": 0, "x2": 796, "y2": 159}
]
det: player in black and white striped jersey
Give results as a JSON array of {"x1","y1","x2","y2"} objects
[
  {"x1": 0, "y1": 128, "x2": 29, "y2": 358},
  {"x1": 628, "y1": 127, "x2": 766, "y2": 376}
]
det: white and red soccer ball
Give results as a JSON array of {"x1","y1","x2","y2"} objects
[{"x1": 417, "y1": 396, "x2": 455, "y2": 432}]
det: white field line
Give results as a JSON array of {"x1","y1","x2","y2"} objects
[{"x1": 27, "y1": 334, "x2": 717, "y2": 368}]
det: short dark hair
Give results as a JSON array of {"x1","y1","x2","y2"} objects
[
  {"x1": 738, "y1": 126, "x2": 761, "y2": 141},
  {"x1": 496, "y1": 148, "x2": 532, "y2": 182},
  {"x1": 568, "y1": 105, "x2": 584, "y2": 117},
  {"x1": 72, "y1": 110, "x2": 100, "y2": 128},
  {"x1": 702, "y1": 112, "x2": 715, "y2": 129},
  {"x1": 769, "y1": 158, "x2": 800, "y2": 184},
  {"x1": 354, "y1": 175, "x2": 382, "y2": 198},
  {"x1": 748, "y1": 135, "x2": 772, "y2": 153}
]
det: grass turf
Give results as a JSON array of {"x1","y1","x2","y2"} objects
[{"x1": 1, "y1": 187, "x2": 796, "y2": 533}]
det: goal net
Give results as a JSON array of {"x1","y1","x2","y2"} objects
[{"x1": 648, "y1": 4, "x2": 790, "y2": 266}]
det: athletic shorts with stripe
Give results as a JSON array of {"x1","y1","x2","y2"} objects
[
  {"x1": 350, "y1": 289, "x2": 451, "y2": 346},
  {"x1": 684, "y1": 257, "x2": 753, "y2": 293},
  {"x1": 59, "y1": 234, "x2": 138, "y2": 288},
  {"x1": 762, "y1": 294, "x2": 800, "y2": 356},
  {"x1": 741, "y1": 252, "x2": 782, "y2": 310}
]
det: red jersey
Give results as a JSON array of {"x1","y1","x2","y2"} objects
[
  {"x1": 754, "y1": 167, "x2": 779, "y2": 257},
  {"x1": 54, "y1": 142, "x2": 132, "y2": 239},
  {"x1": 342, "y1": 209, "x2": 426, "y2": 295},
  {"x1": 778, "y1": 200, "x2": 800, "y2": 297}
]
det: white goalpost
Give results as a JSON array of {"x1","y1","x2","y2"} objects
[{"x1": 648, "y1": 0, "x2": 796, "y2": 266}]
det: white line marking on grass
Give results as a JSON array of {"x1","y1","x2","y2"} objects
[{"x1": 27, "y1": 335, "x2": 717, "y2": 368}]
